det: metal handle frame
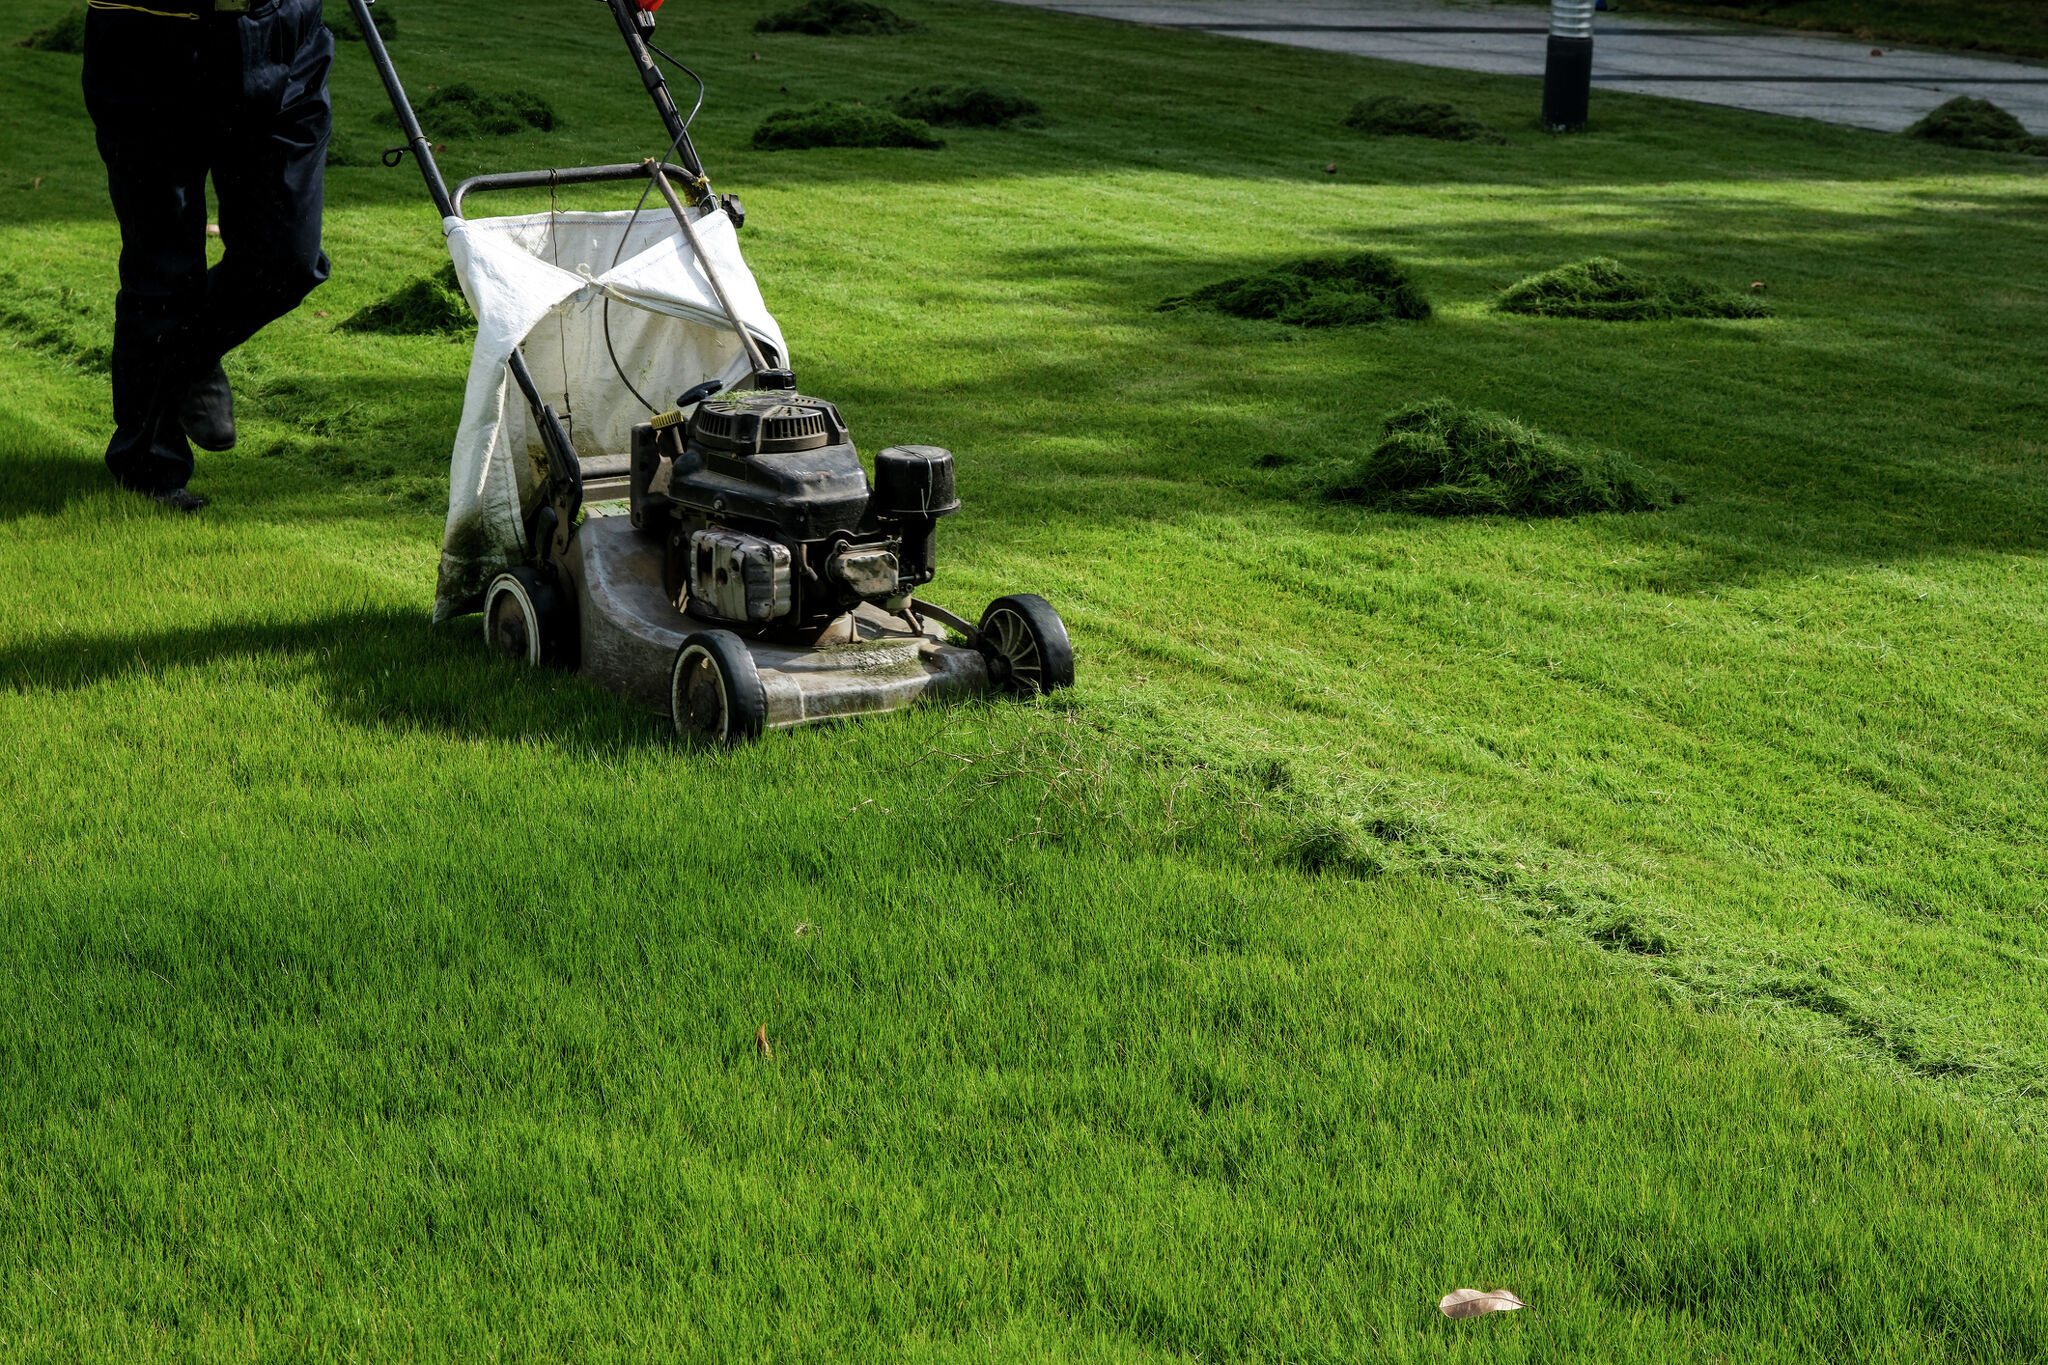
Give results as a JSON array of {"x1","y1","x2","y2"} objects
[
  {"x1": 342, "y1": 0, "x2": 717, "y2": 577},
  {"x1": 449, "y1": 162, "x2": 700, "y2": 221}
]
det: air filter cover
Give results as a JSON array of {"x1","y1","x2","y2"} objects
[{"x1": 873, "y1": 445, "x2": 959, "y2": 518}]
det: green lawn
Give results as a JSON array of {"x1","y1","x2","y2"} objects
[{"x1": 3, "y1": 0, "x2": 2046, "y2": 1357}]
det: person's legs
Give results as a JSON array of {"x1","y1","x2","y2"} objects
[
  {"x1": 187, "y1": 0, "x2": 333, "y2": 372},
  {"x1": 82, "y1": 7, "x2": 212, "y2": 495}
]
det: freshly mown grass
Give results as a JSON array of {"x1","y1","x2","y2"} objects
[
  {"x1": 1344, "y1": 93, "x2": 1507, "y2": 144},
  {"x1": 753, "y1": 100, "x2": 945, "y2": 149},
  {"x1": 1495, "y1": 256, "x2": 1770, "y2": 320},
  {"x1": 1326, "y1": 398, "x2": 1680, "y2": 516},
  {"x1": 5, "y1": 0, "x2": 2048, "y2": 1355},
  {"x1": 1159, "y1": 251, "x2": 1432, "y2": 327}
]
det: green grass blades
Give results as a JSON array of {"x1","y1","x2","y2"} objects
[
  {"x1": 1328, "y1": 397, "x2": 1680, "y2": 515},
  {"x1": 1495, "y1": 256, "x2": 1771, "y2": 320},
  {"x1": 5, "y1": 0, "x2": 2048, "y2": 1354},
  {"x1": 1159, "y1": 251, "x2": 1432, "y2": 327},
  {"x1": 753, "y1": 101, "x2": 945, "y2": 149}
]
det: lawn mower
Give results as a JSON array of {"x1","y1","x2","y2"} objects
[{"x1": 346, "y1": 0, "x2": 1072, "y2": 741}]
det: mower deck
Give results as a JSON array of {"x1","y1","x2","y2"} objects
[{"x1": 569, "y1": 512, "x2": 993, "y2": 729}]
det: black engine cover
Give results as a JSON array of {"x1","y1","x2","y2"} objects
[
  {"x1": 630, "y1": 390, "x2": 945, "y2": 634},
  {"x1": 655, "y1": 391, "x2": 871, "y2": 540}
]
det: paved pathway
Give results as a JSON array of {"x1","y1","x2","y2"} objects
[{"x1": 996, "y1": 0, "x2": 2048, "y2": 133}]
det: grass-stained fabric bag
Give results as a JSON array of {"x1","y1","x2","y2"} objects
[{"x1": 435, "y1": 206, "x2": 788, "y2": 621}]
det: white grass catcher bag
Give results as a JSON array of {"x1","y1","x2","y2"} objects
[{"x1": 435, "y1": 206, "x2": 787, "y2": 621}]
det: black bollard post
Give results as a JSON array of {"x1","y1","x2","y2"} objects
[{"x1": 1542, "y1": 0, "x2": 1594, "y2": 131}]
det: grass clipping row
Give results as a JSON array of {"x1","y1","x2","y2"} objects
[
  {"x1": 340, "y1": 264, "x2": 472, "y2": 338},
  {"x1": 1905, "y1": 96, "x2": 2048, "y2": 155},
  {"x1": 1329, "y1": 399, "x2": 1678, "y2": 516},
  {"x1": 755, "y1": 0, "x2": 914, "y2": 35},
  {"x1": 1161, "y1": 253, "x2": 1431, "y2": 328},
  {"x1": 888, "y1": 84, "x2": 1040, "y2": 127},
  {"x1": 753, "y1": 103, "x2": 943, "y2": 150},
  {"x1": 377, "y1": 84, "x2": 557, "y2": 139},
  {"x1": 1496, "y1": 257, "x2": 1767, "y2": 321},
  {"x1": 17, "y1": 8, "x2": 83, "y2": 51},
  {"x1": 1344, "y1": 94, "x2": 1505, "y2": 144}
]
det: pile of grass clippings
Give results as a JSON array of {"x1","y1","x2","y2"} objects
[
  {"x1": 754, "y1": 0, "x2": 914, "y2": 35},
  {"x1": 16, "y1": 8, "x2": 84, "y2": 52},
  {"x1": 1160, "y1": 252, "x2": 1431, "y2": 327},
  {"x1": 1904, "y1": 96, "x2": 2048, "y2": 154},
  {"x1": 888, "y1": 84, "x2": 1041, "y2": 127},
  {"x1": 339, "y1": 263, "x2": 472, "y2": 338},
  {"x1": 326, "y1": 4, "x2": 397, "y2": 42},
  {"x1": 752, "y1": 102, "x2": 943, "y2": 150},
  {"x1": 1326, "y1": 398, "x2": 1679, "y2": 516},
  {"x1": 1495, "y1": 256, "x2": 1769, "y2": 320},
  {"x1": 377, "y1": 83, "x2": 556, "y2": 139},
  {"x1": 1343, "y1": 93, "x2": 1506, "y2": 144}
]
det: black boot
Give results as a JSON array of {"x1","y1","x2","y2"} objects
[
  {"x1": 178, "y1": 363, "x2": 236, "y2": 452},
  {"x1": 149, "y1": 487, "x2": 212, "y2": 513}
]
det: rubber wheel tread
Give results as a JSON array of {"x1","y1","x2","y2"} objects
[
  {"x1": 977, "y1": 593, "x2": 1075, "y2": 697},
  {"x1": 670, "y1": 630, "x2": 768, "y2": 743}
]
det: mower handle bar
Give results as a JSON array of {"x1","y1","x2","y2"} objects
[
  {"x1": 450, "y1": 162, "x2": 701, "y2": 219},
  {"x1": 340, "y1": 0, "x2": 709, "y2": 223}
]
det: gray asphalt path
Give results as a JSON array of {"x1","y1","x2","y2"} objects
[{"x1": 994, "y1": 0, "x2": 2048, "y2": 133}]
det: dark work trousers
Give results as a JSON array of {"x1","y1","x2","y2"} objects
[{"x1": 83, "y1": 0, "x2": 333, "y2": 494}]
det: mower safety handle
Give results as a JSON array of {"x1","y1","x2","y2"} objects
[{"x1": 449, "y1": 162, "x2": 701, "y2": 219}]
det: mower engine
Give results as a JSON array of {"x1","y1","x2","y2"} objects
[{"x1": 628, "y1": 388, "x2": 959, "y2": 635}]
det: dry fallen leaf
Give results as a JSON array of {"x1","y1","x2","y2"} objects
[
  {"x1": 30, "y1": 177, "x2": 43, "y2": 190},
  {"x1": 1324, "y1": 161, "x2": 1338, "y2": 174},
  {"x1": 755, "y1": 1024, "x2": 774, "y2": 1060},
  {"x1": 1439, "y1": 1288, "x2": 1526, "y2": 1319},
  {"x1": 1750, "y1": 280, "x2": 1766, "y2": 291}
]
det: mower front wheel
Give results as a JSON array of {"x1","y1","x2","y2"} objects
[
  {"x1": 484, "y1": 568, "x2": 575, "y2": 668},
  {"x1": 671, "y1": 631, "x2": 767, "y2": 744},
  {"x1": 978, "y1": 594, "x2": 1075, "y2": 698}
]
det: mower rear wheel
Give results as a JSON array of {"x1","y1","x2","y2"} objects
[
  {"x1": 484, "y1": 568, "x2": 574, "y2": 668},
  {"x1": 670, "y1": 630, "x2": 767, "y2": 744},
  {"x1": 978, "y1": 594, "x2": 1074, "y2": 697}
]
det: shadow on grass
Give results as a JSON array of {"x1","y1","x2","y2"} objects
[
  {"x1": 0, "y1": 450, "x2": 112, "y2": 519},
  {"x1": 0, "y1": 363, "x2": 466, "y2": 523},
  {"x1": 0, "y1": 609, "x2": 667, "y2": 748}
]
